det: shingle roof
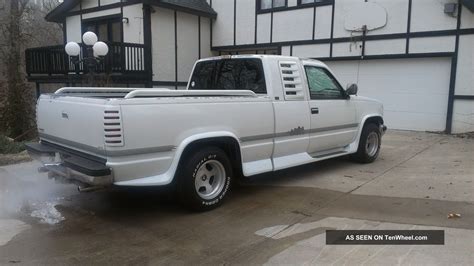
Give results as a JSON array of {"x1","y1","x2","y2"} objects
[
  {"x1": 45, "y1": 0, "x2": 80, "y2": 22},
  {"x1": 462, "y1": 0, "x2": 474, "y2": 12},
  {"x1": 46, "y1": 0, "x2": 216, "y2": 23}
]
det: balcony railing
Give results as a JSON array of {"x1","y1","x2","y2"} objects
[{"x1": 25, "y1": 42, "x2": 147, "y2": 76}]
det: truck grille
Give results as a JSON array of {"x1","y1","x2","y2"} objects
[{"x1": 104, "y1": 109, "x2": 124, "y2": 147}]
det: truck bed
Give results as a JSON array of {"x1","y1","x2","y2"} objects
[{"x1": 37, "y1": 88, "x2": 273, "y2": 166}]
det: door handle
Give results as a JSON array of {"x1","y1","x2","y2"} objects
[{"x1": 311, "y1": 107, "x2": 319, "y2": 114}]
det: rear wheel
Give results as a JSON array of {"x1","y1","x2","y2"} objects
[
  {"x1": 177, "y1": 147, "x2": 232, "y2": 211},
  {"x1": 352, "y1": 123, "x2": 381, "y2": 163}
]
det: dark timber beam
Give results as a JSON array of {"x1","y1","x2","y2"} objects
[
  {"x1": 143, "y1": 4, "x2": 153, "y2": 88},
  {"x1": 35, "y1": 83, "x2": 41, "y2": 99},
  {"x1": 445, "y1": 0, "x2": 462, "y2": 134}
]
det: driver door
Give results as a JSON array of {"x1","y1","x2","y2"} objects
[{"x1": 305, "y1": 65, "x2": 358, "y2": 155}]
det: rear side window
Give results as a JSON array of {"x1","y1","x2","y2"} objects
[{"x1": 190, "y1": 59, "x2": 267, "y2": 94}]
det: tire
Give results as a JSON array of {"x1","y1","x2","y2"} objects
[
  {"x1": 352, "y1": 123, "x2": 381, "y2": 163},
  {"x1": 177, "y1": 147, "x2": 232, "y2": 211}
]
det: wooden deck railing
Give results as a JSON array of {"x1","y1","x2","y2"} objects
[{"x1": 25, "y1": 42, "x2": 147, "y2": 76}]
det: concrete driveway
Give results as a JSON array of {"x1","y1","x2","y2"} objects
[{"x1": 0, "y1": 130, "x2": 473, "y2": 265}]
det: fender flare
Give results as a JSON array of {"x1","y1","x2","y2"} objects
[
  {"x1": 114, "y1": 131, "x2": 243, "y2": 186},
  {"x1": 349, "y1": 114, "x2": 384, "y2": 152},
  {"x1": 172, "y1": 131, "x2": 243, "y2": 180}
]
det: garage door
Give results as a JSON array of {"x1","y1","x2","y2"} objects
[{"x1": 326, "y1": 58, "x2": 451, "y2": 131}]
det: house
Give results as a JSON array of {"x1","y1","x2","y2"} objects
[{"x1": 26, "y1": 0, "x2": 474, "y2": 133}]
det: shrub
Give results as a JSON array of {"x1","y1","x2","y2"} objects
[{"x1": 0, "y1": 135, "x2": 26, "y2": 154}]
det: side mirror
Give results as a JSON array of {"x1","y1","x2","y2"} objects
[{"x1": 346, "y1": 83, "x2": 358, "y2": 96}]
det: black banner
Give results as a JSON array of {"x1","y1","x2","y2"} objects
[{"x1": 326, "y1": 230, "x2": 444, "y2": 245}]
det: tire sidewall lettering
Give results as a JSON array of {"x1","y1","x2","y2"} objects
[{"x1": 191, "y1": 154, "x2": 230, "y2": 207}]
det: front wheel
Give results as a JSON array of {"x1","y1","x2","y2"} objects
[
  {"x1": 177, "y1": 147, "x2": 232, "y2": 211},
  {"x1": 352, "y1": 123, "x2": 381, "y2": 163}
]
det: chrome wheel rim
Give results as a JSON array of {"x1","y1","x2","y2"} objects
[
  {"x1": 194, "y1": 160, "x2": 226, "y2": 200},
  {"x1": 366, "y1": 132, "x2": 379, "y2": 157}
]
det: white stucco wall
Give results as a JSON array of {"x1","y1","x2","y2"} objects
[
  {"x1": 293, "y1": 44, "x2": 331, "y2": 58},
  {"x1": 453, "y1": 33, "x2": 474, "y2": 133},
  {"x1": 455, "y1": 35, "x2": 474, "y2": 96},
  {"x1": 257, "y1": 13, "x2": 271, "y2": 44},
  {"x1": 123, "y1": 4, "x2": 144, "y2": 44},
  {"x1": 151, "y1": 7, "x2": 175, "y2": 82},
  {"x1": 101, "y1": 0, "x2": 120, "y2": 6},
  {"x1": 75, "y1": 0, "x2": 120, "y2": 10},
  {"x1": 410, "y1": 0, "x2": 457, "y2": 32},
  {"x1": 151, "y1": 8, "x2": 212, "y2": 83},
  {"x1": 409, "y1": 36, "x2": 456, "y2": 53},
  {"x1": 452, "y1": 100, "x2": 474, "y2": 133},
  {"x1": 177, "y1": 12, "x2": 199, "y2": 81},
  {"x1": 236, "y1": 0, "x2": 256, "y2": 45},
  {"x1": 314, "y1": 5, "x2": 333, "y2": 39},
  {"x1": 200, "y1": 17, "x2": 213, "y2": 58},
  {"x1": 272, "y1": 8, "x2": 314, "y2": 42},
  {"x1": 288, "y1": 0, "x2": 297, "y2": 7},
  {"x1": 332, "y1": 42, "x2": 363, "y2": 57},
  {"x1": 461, "y1": 6, "x2": 474, "y2": 28},
  {"x1": 66, "y1": 15, "x2": 82, "y2": 42},
  {"x1": 211, "y1": 0, "x2": 234, "y2": 46},
  {"x1": 81, "y1": 8, "x2": 121, "y2": 20},
  {"x1": 365, "y1": 39, "x2": 406, "y2": 55},
  {"x1": 281, "y1": 46, "x2": 291, "y2": 56}
]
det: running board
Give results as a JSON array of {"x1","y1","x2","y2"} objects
[{"x1": 310, "y1": 150, "x2": 349, "y2": 159}]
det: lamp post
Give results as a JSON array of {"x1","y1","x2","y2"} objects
[{"x1": 65, "y1": 31, "x2": 109, "y2": 85}]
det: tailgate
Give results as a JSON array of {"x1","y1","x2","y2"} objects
[{"x1": 37, "y1": 95, "x2": 122, "y2": 157}]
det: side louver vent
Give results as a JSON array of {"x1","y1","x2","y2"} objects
[
  {"x1": 103, "y1": 109, "x2": 124, "y2": 147},
  {"x1": 279, "y1": 61, "x2": 304, "y2": 100}
]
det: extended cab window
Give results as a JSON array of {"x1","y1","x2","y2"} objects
[
  {"x1": 305, "y1": 66, "x2": 345, "y2": 100},
  {"x1": 190, "y1": 59, "x2": 267, "y2": 94},
  {"x1": 190, "y1": 61, "x2": 215, "y2": 91}
]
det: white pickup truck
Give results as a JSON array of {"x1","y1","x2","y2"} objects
[{"x1": 26, "y1": 55, "x2": 386, "y2": 210}]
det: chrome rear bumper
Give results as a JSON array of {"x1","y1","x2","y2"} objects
[{"x1": 25, "y1": 142, "x2": 113, "y2": 188}]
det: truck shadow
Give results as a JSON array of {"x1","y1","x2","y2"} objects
[{"x1": 239, "y1": 156, "x2": 353, "y2": 186}]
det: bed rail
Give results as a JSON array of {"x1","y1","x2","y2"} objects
[
  {"x1": 54, "y1": 87, "x2": 258, "y2": 99},
  {"x1": 124, "y1": 89, "x2": 257, "y2": 99},
  {"x1": 54, "y1": 87, "x2": 146, "y2": 95}
]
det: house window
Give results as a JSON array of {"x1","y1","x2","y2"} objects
[
  {"x1": 298, "y1": 0, "x2": 331, "y2": 6},
  {"x1": 82, "y1": 17, "x2": 122, "y2": 43},
  {"x1": 259, "y1": 0, "x2": 287, "y2": 11}
]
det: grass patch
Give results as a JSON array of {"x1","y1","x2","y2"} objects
[{"x1": 0, "y1": 135, "x2": 26, "y2": 154}]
